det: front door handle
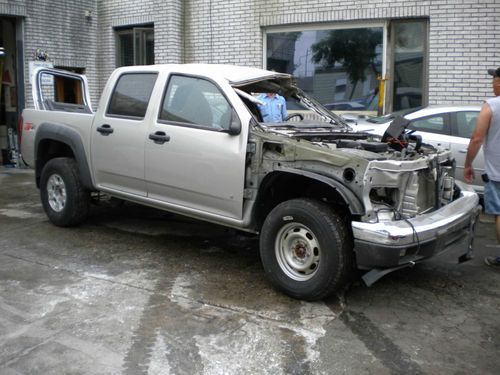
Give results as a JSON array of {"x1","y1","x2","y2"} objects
[
  {"x1": 96, "y1": 124, "x2": 114, "y2": 135},
  {"x1": 149, "y1": 131, "x2": 171, "y2": 144}
]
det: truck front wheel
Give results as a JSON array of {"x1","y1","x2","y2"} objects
[
  {"x1": 259, "y1": 198, "x2": 352, "y2": 301},
  {"x1": 40, "y1": 157, "x2": 90, "y2": 227}
]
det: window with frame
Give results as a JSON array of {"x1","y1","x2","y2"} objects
[
  {"x1": 266, "y1": 26, "x2": 383, "y2": 111},
  {"x1": 408, "y1": 115, "x2": 447, "y2": 135},
  {"x1": 390, "y1": 20, "x2": 428, "y2": 111},
  {"x1": 454, "y1": 111, "x2": 479, "y2": 138},
  {"x1": 159, "y1": 75, "x2": 234, "y2": 131},
  {"x1": 265, "y1": 19, "x2": 428, "y2": 114},
  {"x1": 107, "y1": 73, "x2": 158, "y2": 119},
  {"x1": 116, "y1": 25, "x2": 154, "y2": 67}
]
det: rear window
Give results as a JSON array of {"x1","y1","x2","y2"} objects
[{"x1": 107, "y1": 73, "x2": 158, "y2": 119}]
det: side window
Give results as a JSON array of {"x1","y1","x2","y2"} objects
[
  {"x1": 107, "y1": 73, "x2": 158, "y2": 119},
  {"x1": 408, "y1": 115, "x2": 447, "y2": 135},
  {"x1": 159, "y1": 75, "x2": 233, "y2": 130},
  {"x1": 454, "y1": 111, "x2": 479, "y2": 138}
]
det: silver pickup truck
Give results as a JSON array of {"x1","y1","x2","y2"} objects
[{"x1": 20, "y1": 64, "x2": 480, "y2": 300}]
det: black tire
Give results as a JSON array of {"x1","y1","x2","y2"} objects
[
  {"x1": 40, "y1": 157, "x2": 90, "y2": 227},
  {"x1": 259, "y1": 198, "x2": 352, "y2": 301}
]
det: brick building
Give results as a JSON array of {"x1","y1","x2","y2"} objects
[{"x1": 0, "y1": 0, "x2": 499, "y2": 152}]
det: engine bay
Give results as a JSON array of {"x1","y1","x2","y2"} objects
[{"x1": 263, "y1": 120, "x2": 442, "y2": 162}]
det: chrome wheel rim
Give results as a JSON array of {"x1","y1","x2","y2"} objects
[
  {"x1": 47, "y1": 174, "x2": 67, "y2": 212},
  {"x1": 275, "y1": 223, "x2": 320, "y2": 281}
]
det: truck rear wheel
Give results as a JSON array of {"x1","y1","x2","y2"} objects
[
  {"x1": 259, "y1": 198, "x2": 352, "y2": 301},
  {"x1": 40, "y1": 157, "x2": 90, "y2": 227}
]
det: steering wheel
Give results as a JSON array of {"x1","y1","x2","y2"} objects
[{"x1": 284, "y1": 113, "x2": 304, "y2": 121}]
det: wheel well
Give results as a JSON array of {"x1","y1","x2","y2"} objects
[
  {"x1": 254, "y1": 172, "x2": 352, "y2": 230},
  {"x1": 36, "y1": 139, "x2": 75, "y2": 187}
]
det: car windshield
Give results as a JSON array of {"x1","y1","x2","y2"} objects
[{"x1": 365, "y1": 107, "x2": 423, "y2": 123}]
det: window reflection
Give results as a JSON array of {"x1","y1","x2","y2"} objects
[
  {"x1": 107, "y1": 73, "x2": 158, "y2": 118},
  {"x1": 455, "y1": 111, "x2": 479, "y2": 138},
  {"x1": 409, "y1": 115, "x2": 446, "y2": 135},
  {"x1": 266, "y1": 28, "x2": 383, "y2": 111},
  {"x1": 392, "y1": 21, "x2": 425, "y2": 111},
  {"x1": 160, "y1": 75, "x2": 233, "y2": 130}
]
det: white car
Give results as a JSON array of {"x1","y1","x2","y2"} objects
[{"x1": 346, "y1": 106, "x2": 484, "y2": 194}]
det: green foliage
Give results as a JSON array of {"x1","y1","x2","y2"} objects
[{"x1": 311, "y1": 29, "x2": 382, "y2": 84}]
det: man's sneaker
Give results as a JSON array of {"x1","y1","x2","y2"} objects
[{"x1": 484, "y1": 256, "x2": 500, "y2": 268}]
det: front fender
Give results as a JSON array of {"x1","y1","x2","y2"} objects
[
  {"x1": 282, "y1": 167, "x2": 364, "y2": 215},
  {"x1": 259, "y1": 167, "x2": 364, "y2": 215}
]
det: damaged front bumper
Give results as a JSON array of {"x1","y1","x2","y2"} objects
[{"x1": 352, "y1": 181, "x2": 480, "y2": 272}]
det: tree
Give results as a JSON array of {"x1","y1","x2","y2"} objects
[{"x1": 311, "y1": 28, "x2": 382, "y2": 98}]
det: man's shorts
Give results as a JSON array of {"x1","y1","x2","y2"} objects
[{"x1": 484, "y1": 180, "x2": 500, "y2": 215}]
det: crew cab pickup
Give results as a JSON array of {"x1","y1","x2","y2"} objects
[{"x1": 20, "y1": 64, "x2": 480, "y2": 300}]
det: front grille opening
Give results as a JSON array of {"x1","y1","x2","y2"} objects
[{"x1": 370, "y1": 187, "x2": 399, "y2": 207}]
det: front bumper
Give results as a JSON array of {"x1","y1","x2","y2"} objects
[{"x1": 352, "y1": 182, "x2": 480, "y2": 269}]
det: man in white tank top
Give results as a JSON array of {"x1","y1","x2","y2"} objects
[{"x1": 465, "y1": 67, "x2": 500, "y2": 268}]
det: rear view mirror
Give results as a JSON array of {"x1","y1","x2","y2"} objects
[{"x1": 227, "y1": 109, "x2": 241, "y2": 136}]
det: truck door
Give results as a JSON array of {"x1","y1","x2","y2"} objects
[
  {"x1": 145, "y1": 74, "x2": 247, "y2": 219},
  {"x1": 91, "y1": 72, "x2": 158, "y2": 196}
]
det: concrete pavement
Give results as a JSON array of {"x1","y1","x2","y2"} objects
[{"x1": 0, "y1": 166, "x2": 499, "y2": 374}]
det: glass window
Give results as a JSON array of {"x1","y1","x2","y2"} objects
[
  {"x1": 117, "y1": 32, "x2": 134, "y2": 66},
  {"x1": 408, "y1": 115, "x2": 447, "y2": 135},
  {"x1": 391, "y1": 21, "x2": 427, "y2": 111},
  {"x1": 160, "y1": 75, "x2": 233, "y2": 130},
  {"x1": 107, "y1": 73, "x2": 158, "y2": 118},
  {"x1": 266, "y1": 27, "x2": 383, "y2": 111},
  {"x1": 454, "y1": 111, "x2": 479, "y2": 138},
  {"x1": 34, "y1": 69, "x2": 91, "y2": 113},
  {"x1": 116, "y1": 26, "x2": 154, "y2": 67}
]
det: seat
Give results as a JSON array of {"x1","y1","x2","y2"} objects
[{"x1": 167, "y1": 84, "x2": 212, "y2": 127}]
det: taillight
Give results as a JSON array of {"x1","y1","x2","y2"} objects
[{"x1": 17, "y1": 114, "x2": 23, "y2": 149}]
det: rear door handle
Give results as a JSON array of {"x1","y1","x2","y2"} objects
[
  {"x1": 96, "y1": 124, "x2": 114, "y2": 135},
  {"x1": 149, "y1": 131, "x2": 170, "y2": 144},
  {"x1": 459, "y1": 149, "x2": 467, "y2": 153}
]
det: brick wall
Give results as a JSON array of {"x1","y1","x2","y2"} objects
[
  {"x1": 2, "y1": 0, "x2": 499, "y2": 109},
  {"x1": 428, "y1": 0, "x2": 500, "y2": 104},
  {"x1": 185, "y1": 0, "x2": 500, "y2": 105},
  {"x1": 97, "y1": 0, "x2": 183, "y2": 100},
  {"x1": 17, "y1": 0, "x2": 98, "y2": 107},
  {"x1": 184, "y1": 0, "x2": 262, "y2": 67}
]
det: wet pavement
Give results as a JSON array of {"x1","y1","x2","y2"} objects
[{"x1": 0, "y1": 166, "x2": 499, "y2": 375}]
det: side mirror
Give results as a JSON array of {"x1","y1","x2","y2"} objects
[{"x1": 227, "y1": 109, "x2": 241, "y2": 136}]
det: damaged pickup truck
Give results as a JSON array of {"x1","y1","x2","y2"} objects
[{"x1": 20, "y1": 64, "x2": 480, "y2": 300}]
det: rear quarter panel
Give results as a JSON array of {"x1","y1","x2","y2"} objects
[{"x1": 21, "y1": 109, "x2": 95, "y2": 167}]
